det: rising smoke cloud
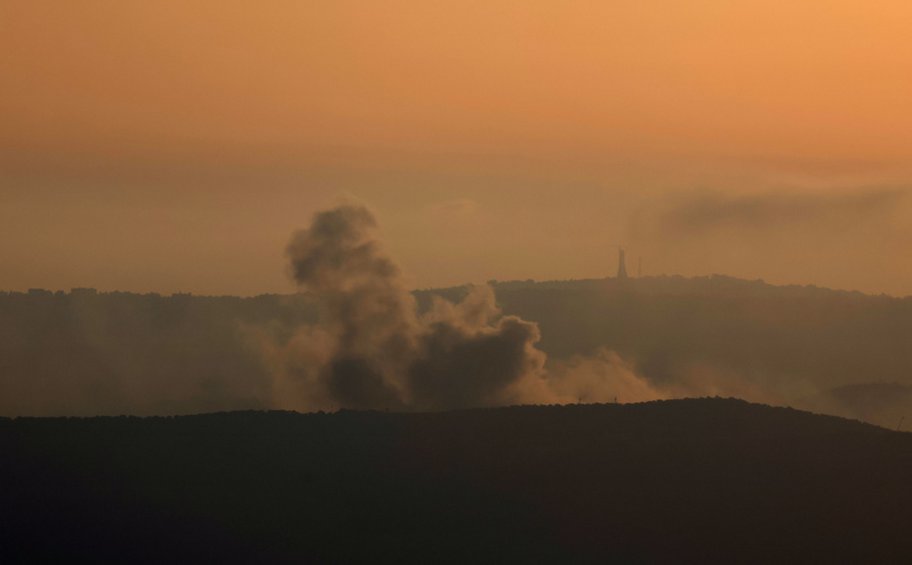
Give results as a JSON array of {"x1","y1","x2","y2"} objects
[
  {"x1": 266, "y1": 203, "x2": 661, "y2": 411},
  {"x1": 274, "y1": 204, "x2": 550, "y2": 410}
]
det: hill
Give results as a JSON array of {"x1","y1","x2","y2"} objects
[
  {"x1": 4, "y1": 276, "x2": 912, "y2": 423},
  {"x1": 2, "y1": 398, "x2": 911, "y2": 563}
]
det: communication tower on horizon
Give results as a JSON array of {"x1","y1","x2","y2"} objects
[{"x1": 617, "y1": 247, "x2": 628, "y2": 280}]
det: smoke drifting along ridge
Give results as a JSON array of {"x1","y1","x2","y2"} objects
[
  {"x1": 4, "y1": 210, "x2": 910, "y2": 421},
  {"x1": 15, "y1": 203, "x2": 905, "y2": 418},
  {"x1": 270, "y1": 204, "x2": 657, "y2": 411}
]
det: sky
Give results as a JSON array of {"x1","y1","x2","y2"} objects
[{"x1": 3, "y1": 1, "x2": 912, "y2": 296}]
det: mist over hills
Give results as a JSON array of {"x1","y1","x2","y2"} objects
[
  {"x1": 2, "y1": 275, "x2": 911, "y2": 425},
  {"x1": 3, "y1": 399, "x2": 911, "y2": 563},
  {"x1": 9, "y1": 3, "x2": 912, "y2": 561}
]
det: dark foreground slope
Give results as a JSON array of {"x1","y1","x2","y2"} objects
[{"x1": 2, "y1": 399, "x2": 911, "y2": 563}]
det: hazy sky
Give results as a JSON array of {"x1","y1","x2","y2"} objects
[{"x1": 3, "y1": 1, "x2": 912, "y2": 295}]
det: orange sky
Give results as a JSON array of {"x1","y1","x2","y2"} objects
[{"x1": 3, "y1": 1, "x2": 912, "y2": 295}]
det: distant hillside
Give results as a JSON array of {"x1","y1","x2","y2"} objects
[
  {"x1": 2, "y1": 399, "x2": 911, "y2": 563},
  {"x1": 427, "y1": 276, "x2": 912, "y2": 425},
  {"x1": 3, "y1": 275, "x2": 912, "y2": 418},
  {"x1": 485, "y1": 275, "x2": 912, "y2": 382},
  {"x1": 800, "y1": 382, "x2": 912, "y2": 429}
]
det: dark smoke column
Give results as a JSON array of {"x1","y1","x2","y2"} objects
[
  {"x1": 286, "y1": 205, "x2": 417, "y2": 409},
  {"x1": 284, "y1": 204, "x2": 548, "y2": 411}
]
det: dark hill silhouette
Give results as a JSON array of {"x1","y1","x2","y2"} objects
[
  {"x1": 2, "y1": 398, "x2": 911, "y2": 563},
  {"x1": 3, "y1": 276, "x2": 912, "y2": 422}
]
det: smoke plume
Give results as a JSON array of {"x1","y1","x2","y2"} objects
[
  {"x1": 4, "y1": 202, "x2": 911, "y2": 421},
  {"x1": 274, "y1": 204, "x2": 561, "y2": 410},
  {"x1": 268, "y1": 203, "x2": 853, "y2": 413}
]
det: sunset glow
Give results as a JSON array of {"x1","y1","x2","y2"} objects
[{"x1": 3, "y1": 1, "x2": 912, "y2": 294}]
